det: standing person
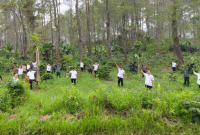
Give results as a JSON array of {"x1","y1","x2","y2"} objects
[
  {"x1": 21, "y1": 61, "x2": 27, "y2": 78},
  {"x1": 27, "y1": 63, "x2": 31, "y2": 72},
  {"x1": 115, "y1": 62, "x2": 125, "y2": 87},
  {"x1": 52, "y1": 62, "x2": 57, "y2": 74},
  {"x1": 93, "y1": 63, "x2": 100, "y2": 77},
  {"x1": 140, "y1": 69, "x2": 154, "y2": 89},
  {"x1": 184, "y1": 64, "x2": 190, "y2": 86},
  {"x1": 88, "y1": 63, "x2": 92, "y2": 74},
  {"x1": 46, "y1": 63, "x2": 51, "y2": 73},
  {"x1": 69, "y1": 68, "x2": 77, "y2": 85},
  {"x1": 18, "y1": 66, "x2": 23, "y2": 79},
  {"x1": 192, "y1": 68, "x2": 200, "y2": 88},
  {"x1": 27, "y1": 68, "x2": 37, "y2": 90},
  {"x1": 80, "y1": 61, "x2": 84, "y2": 72},
  {"x1": 12, "y1": 74, "x2": 19, "y2": 82},
  {"x1": 171, "y1": 60, "x2": 177, "y2": 71},
  {"x1": 13, "y1": 65, "x2": 18, "y2": 76},
  {"x1": 32, "y1": 61, "x2": 37, "y2": 68},
  {"x1": 141, "y1": 62, "x2": 147, "y2": 77},
  {"x1": 56, "y1": 64, "x2": 61, "y2": 78}
]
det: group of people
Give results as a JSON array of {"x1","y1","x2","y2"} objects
[{"x1": 2, "y1": 59, "x2": 200, "y2": 90}]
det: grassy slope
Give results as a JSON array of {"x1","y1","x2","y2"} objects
[{"x1": 0, "y1": 66, "x2": 200, "y2": 135}]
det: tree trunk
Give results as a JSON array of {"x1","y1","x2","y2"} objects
[
  {"x1": 86, "y1": 0, "x2": 92, "y2": 56},
  {"x1": 122, "y1": 1, "x2": 127, "y2": 63},
  {"x1": 13, "y1": 7, "x2": 18, "y2": 51},
  {"x1": 172, "y1": 0, "x2": 184, "y2": 64},
  {"x1": 106, "y1": 0, "x2": 112, "y2": 58},
  {"x1": 36, "y1": 47, "x2": 40, "y2": 81},
  {"x1": 133, "y1": 0, "x2": 138, "y2": 41},
  {"x1": 76, "y1": 0, "x2": 83, "y2": 60}
]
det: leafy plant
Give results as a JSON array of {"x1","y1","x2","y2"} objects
[
  {"x1": 96, "y1": 66, "x2": 111, "y2": 79},
  {"x1": 41, "y1": 73, "x2": 54, "y2": 81}
]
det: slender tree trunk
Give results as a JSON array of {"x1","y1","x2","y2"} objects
[
  {"x1": 172, "y1": 0, "x2": 184, "y2": 64},
  {"x1": 106, "y1": 0, "x2": 112, "y2": 58},
  {"x1": 76, "y1": 0, "x2": 83, "y2": 60},
  {"x1": 122, "y1": 1, "x2": 127, "y2": 63},
  {"x1": 86, "y1": 0, "x2": 92, "y2": 56},
  {"x1": 50, "y1": 1, "x2": 54, "y2": 45},
  {"x1": 13, "y1": 7, "x2": 18, "y2": 51},
  {"x1": 134, "y1": 0, "x2": 138, "y2": 41}
]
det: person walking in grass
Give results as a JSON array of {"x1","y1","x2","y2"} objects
[
  {"x1": 18, "y1": 66, "x2": 23, "y2": 79},
  {"x1": 69, "y1": 68, "x2": 77, "y2": 85},
  {"x1": 56, "y1": 64, "x2": 61, "y2": 78},
  {"x1": 52, "y1": 62, "x2": 57, "y2": 74},
  {"x1": 27, "y1": 68, "x2": 37, "y2": 90},
  {"x1": 115, "y1": 62, "x2": 125, "y2": 87},
  {"x1": 93, "y1": 63, "x2": 100, "y2": 77},
  {"x1": 141, "y1": 62, "x2": 147, "y2": 77},
  {"x1": 27, "y1": 63, "x2": 31, "y2": 72},
  {"x1": 80, "y1": 61, "x2": 84, "y2": 72},
  {"x1": 192, "y1": 68, "x2": 200, "y2": 88},
  {"x1": 171, "y1": 60, "x2": 177, "y2": 71},
  {"x1": 184, "y1": 64, "x2": 190, "y2": 86},
  {"x1": 46, "y1": 63, "x2": 51, "y2": 73},
  {"x1": 140, "y1": 69, "x2": 154, "y2": 89},
  {"x1": 88, "y1": 63, "x2": 92, "y2": 74},
  {"x1": 21, "y1": 61, "x2": 27, "y2": 79}
]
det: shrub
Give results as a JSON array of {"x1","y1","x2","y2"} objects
[
  {"x1": 41, "y1": 73, "x2": 54, "y2": 81},
  {"x1": 97, "y1": 66, "x2": 110, "y2": 79},
  {"x1": 142, "y1": 96, "x2": 153, "y2": 109}
]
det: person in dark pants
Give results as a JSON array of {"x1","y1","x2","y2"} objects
[
  {"x1": 46, "y1": 63, "x2": 51, "y2": 73},
  {"x1": 140, "y1": 69, "x2": 154, "y2": 89},
  {"x1": 115, "y1": 62, "x2": 125, "y2": 87},
  {"x1": 27, "y1": 68, "x2": 37, "y2": 90},
  {"x1": 171, "y1": 60, "x2": 177, "y2": 71},
  {"x1": 52, "y1": 62, "x2": 57, "y2": 74},
  {"x1": 80, "y1": 61, "x2": 84, "y2": 72},
  {"x1": 69, "y1": 68, "x2": 77, "y2": 85},
  {"x1": 0, "y1": 75, "x2": 2, "y2": 80},
  {"x1": 184, "y1": 64, "x2": 190, "y2": 86},
  {"x1": 88, "y1": 63, "x2": 92, "y2": 74},
  {"x1": 56, "y1": 64, "x2": 61, "y2": 78},
  {"x1": 141, "y1": 62, "x2": 147, "y2": 77},
  {"x1": 192, "y1": 68, "x2": 200, "y2": 88},
  {"x1": 93, "y1": 63, "x2": 100, "y2": 77}
]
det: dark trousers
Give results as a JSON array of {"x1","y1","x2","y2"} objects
[
  {"x1": 184, "y1": 77, "x2": 189, "y2": 85},
  {"x1": 172, "y1": 67, "x2": 176, "y2": 71},
  {"x1": 146, "y1": 85, "x2": 152, "y2": 89},
  {"x1": 142, "y1": 71, "x2": 146, "y2": 77},
  {"x1": 56, "y1": 72, "x2": 60, "y2": 78},
  {"x1": 71, "y1": 79, "x2": 76, "y2": 85},
  {"x1": 81, "y1": 68, "x2": 83, "y2": 72},
  {"x1": 29, "y1": 79, "x2": 37, "y2": 90},
  {"x1": 0, "y1": 75, "x2": 2, "y2": 80},
  {"x1": 52, "y1": 69, "x2": 56, "y2": 74},
  {"x1": 94, "y1": 71, "x2": 97, "y2": 77},
  {"x1": 199, "y1": 85, "x2": 200, "y2": 88},
  {"x1": 88, "y1": 69, "x2": 92, "y2": 74},
  {"x1": 47, "y1": 71, "x2": 50, "y2": 73},
  {"x1": 118, "y1": 77, "x2": 123, "y2": 87}
]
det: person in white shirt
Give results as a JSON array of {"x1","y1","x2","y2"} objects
[
  {"x1": 171, "y1": 60, "x2": 177, "y2": 71},
  {"x1": 69, "y1": 68, "x2": 77, "y2": 85},
  {"x1": 13, "y1": 74, "x2": 19, "y2": 82},
  {"x1": 115, "y1": 62, "x2": 125, "y2": 87},
  {"x1": 18, "y1": 66, "x2": 23, "y2": 79},
  {"x1": 27, "y1": 63, "x2": 31, "y2": 72},
  {"x1": 140, "y1": 69, "x2": 154, "y2": 89},
  {"x1": 93, "y1": 63, "x2": 100, "y2": 77},
  {"x1": 80, "y1": 61, "x2": 84, "y2": 72},
  {"x1": 46, "y1": 63, "x2": 51, "y2": 73},
  {"x1": 192, "y1": 68, "x2": 200, "y2": 88},
  {"x1": 32, "y1": 61, "x2": 37, "y2": 68},
  {"x1": 27, "y1": 68, "x2": 37, "y2": 90}
]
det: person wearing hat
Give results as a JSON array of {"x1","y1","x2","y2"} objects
[
  {"x1": 27, "y1": 68, "x2": 37, "y2": 90},
  {"x1": 115, "y1": 62, "x2": 125, "y2": 87},
  {"x1": 69, "y1": 68, "x2": 77, "y2": 85}
]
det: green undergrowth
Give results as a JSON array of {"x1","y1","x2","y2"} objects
[{"x1": 1, "y1": 66, "x2": 200, "y2": 134}]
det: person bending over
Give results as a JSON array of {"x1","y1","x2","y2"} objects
[
  {"x1": 69, "y1": 68, "x2": 77, "y2": 85},
  {"x1": 140, "y1": 69, "x2": 154, "y2": 89},
  {"x1": 27, "y1": 68, "x2": 37, "y2": 90},
  {"x1": 115, "y1": 62, "x2": 125, "y2": 87},
  {"x1": 192, "y1": 68, "x2": 200, "y2": 88}
]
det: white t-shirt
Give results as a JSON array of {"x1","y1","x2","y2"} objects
[
  {"x1": 80, "y1": 62, "x2": 84, "y2": 68},
  {"x1": 27, "y1": 71, "x2": 36, "y2": 80},
  {"x1": 117, "y1": 68, "x2": 125, "y2": 78},
  {"x1": 47, "y1": 65, "x2": 51, "y2": 71},
  {"x1": 18, "y1": 68, "x2": 23, "y2": 75},
  {"x1": 172, "y1": 62, "x2": 176, "y2": 68},
  {"x1": 143, "y1": 73, "x2": 154, "y2": 86},
  {"x1": 27, "y1": 64, "x2": 30, "y2": 70},
  {"x1": 70, "y1": 70, "x2": 77, "y2": 79},
  {"x1": 32, "y1": 62, "x2": 37, "y2": 67},
  {"x1": 93, "y1": 64, "x2": 99, "y2": 71},
  {"x1": 13, "y1": 77, "x2": 19, "y2": 82},
  {"x1": 194, "y1": 72, "x2": 200, "y2": 85}
]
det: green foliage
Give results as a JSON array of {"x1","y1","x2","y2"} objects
[
  {"x1": 142, "y1": 96, "x2": 153, "y2": 109},
  {"x1": 96, "y1": 66, "x2": 111, "y2": 79},
  {"x1": 41, "y1": 73, "x2": 54, "y2": 81},
  {"x1": 146, "y1": 44, "x2": 156, "y2": 55}
]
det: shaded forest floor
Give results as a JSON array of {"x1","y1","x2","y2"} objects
[{"x1": 1, "y1": 65, "x2": 200, "y2": 135}]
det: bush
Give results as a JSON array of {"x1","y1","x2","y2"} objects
[
  {"x1": 41, "y1": 73, "x2": 54, "y2": 81},
  {"x1": 142, "y1": 96, "x2": 153, "y2": 109},
  {"x1": 97, "y1": 66, "x2": 111, "y2": 79}
]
